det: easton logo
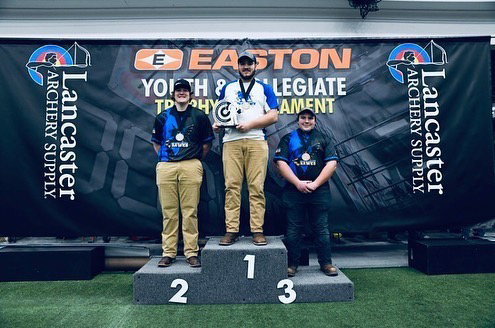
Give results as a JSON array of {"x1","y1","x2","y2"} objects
[
  {"x1": 134, "y1": 49, "x2": 183, "y2": 70},
  {"x1": 134, "y1": 48, "x2": 352, "y2": 71}
]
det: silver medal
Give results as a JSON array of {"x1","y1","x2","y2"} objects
[
  {"x1": 242, "y1": 101, "x2": 250, "y2": 110},
  {"x1": 176, "y1": 133, "x2": 184, "y2": 141},
  {"x1": 301, "y1": 153, "x2": 311, "y2": 161}
]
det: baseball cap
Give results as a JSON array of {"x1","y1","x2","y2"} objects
[
  {"x1": 173, "y1": 79, "x2": 191, "y2": 92},
  {"x1": 238, "y1": 51, "x2": 256, "y2": 63},
  {"x1": 297, "y1": 107, "x2": 316, "y2": 118}
]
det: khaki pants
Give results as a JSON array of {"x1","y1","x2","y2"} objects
[
  {"x1": 222, "y1": 139, "x2": 268, "y2": 233},
  {"x1": 156, "y1": 159, "x2": 203, "y2": 258}
]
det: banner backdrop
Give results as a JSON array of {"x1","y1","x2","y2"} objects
[{"x1": 1, "y1": 37, "x2": 494, "y2": 236}]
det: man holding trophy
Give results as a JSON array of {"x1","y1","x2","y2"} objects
[{"x1": 212, "y1": 51, "x2": 279, "y2": 246}]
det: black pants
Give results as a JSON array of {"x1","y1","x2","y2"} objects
[{"x1": 283, "y1": 187, "x2": 332, "y2": 267}]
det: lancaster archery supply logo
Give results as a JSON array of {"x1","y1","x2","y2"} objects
[
  {"x1": 386, "y1": 41, "x2": 447, "y2": 83},
  {"x1": 26, "y1": 42, "x2": 91, "y2": 86},
  {"x1": 26, "y1": 42, "x2": 91, "y2": 201},
  {"x1": 388, "y1": 40, "x2": 449, "y2": 196},
  {"x1": 135, "y1": 49, "x2": 183, "y2": 70}
]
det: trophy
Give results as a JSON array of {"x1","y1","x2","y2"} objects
[{"x1": 213, "y1": 100, "x2": 240, "y2": 127}]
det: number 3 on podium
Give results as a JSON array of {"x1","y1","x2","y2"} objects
[{"x1": 277, "y1": 279, "x2": 296, "y2": 304}]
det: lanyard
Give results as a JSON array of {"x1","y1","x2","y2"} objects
[
  {"x1": 172, "y1": 105, "x2": 191, "y2": 133},
  {"x1": 239, "y1": 79, "x2": 255, "y2": 102},
  {"x1": 297, "y1": 129, "x2": 314, "y2": 153}
]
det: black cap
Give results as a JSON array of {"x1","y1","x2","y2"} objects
[
  {"x1": 238, "y1": 51, "x2": 256, "y2": 63},
  {"x1": 173, "y1": 79, "x2": 191, "y2": 92},
  {"x1": 297, "y1": 107, "x2": 316, "y2": 118}
]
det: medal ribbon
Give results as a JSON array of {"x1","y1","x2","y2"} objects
[
  {"x1": 173, "y1": 105, "x2": 191, "y2": 135},
  {"x1": 297, "y1": 129, "x2": 314, "y2": 157},
  {"x1": 239, "y1": 79, "x2": 255, "y2": 103}
]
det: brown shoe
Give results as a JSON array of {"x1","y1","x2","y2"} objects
[
  {"x1": 287, "y1": 266, "x2": 298, "y2": 277},
  {"x1": 321, "y1": 264, "x2": 338, "y2": 276},
  {"x1": 252, "y1": 232, "x2": 267, "y2": 246},
  {"x1": 219, "y1": 232, "x2": 239, "y2": 246},
  {"x1": 157, "y1": 256, "x2": 175, "y2": 267},
  {"x1": 186, "y1": 256, "x2": 201, "y2": 268}
]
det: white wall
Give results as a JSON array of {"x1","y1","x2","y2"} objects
[{"x1": 0, "y1": 0, "x2": 493, "y2": 43}]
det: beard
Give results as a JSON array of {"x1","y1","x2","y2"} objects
[{"x1": 239, "y1": 69, "x2": 256, "y2": 81}]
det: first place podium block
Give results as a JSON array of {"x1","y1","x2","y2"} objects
[
  {"x1": 201, "y1": 236, "x2": 287, "y2": 304},
  {"x1": 134, "y1": 237, "x2": 354, "y2": 305}
]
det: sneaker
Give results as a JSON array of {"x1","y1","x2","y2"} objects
[
  {"x1": 186, "y1": 256, "x2": 201, "y2": 268},
  {"x1": 157, "y1": 256, "x2": 176, "y2": 267},
  {"x1": 252, "y1": 232, "x2": 267, "y2": 246},
  {"x1": 287, "y1": 266, "x2": 298, "y2": 277},
  {"x1": 320, "y1": 264, "x2": 338, "y2": 276},
  {"x1": 219, "y1": 232, "x2": 239, "y2": 246}
]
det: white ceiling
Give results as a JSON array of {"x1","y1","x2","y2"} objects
[{"x1": 0, "y1": 0, "x2": 493, "y2": 40}]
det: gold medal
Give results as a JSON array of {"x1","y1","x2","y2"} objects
[
  {"x1": 301, "y1": 153, "x2": 311, "y2": 161},
  {"x1": 176, "y1": 133, "x2": 184, "y2": 141},
  {"x1": 242, "y1": 101, "x2": 250, "y2": 110}
]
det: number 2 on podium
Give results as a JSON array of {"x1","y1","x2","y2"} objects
[{"x1": 169, "y1": 279, "x2": 188, "y2": 304}]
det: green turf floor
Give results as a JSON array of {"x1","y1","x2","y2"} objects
[{"x1": 1, "y1": 267, "x2": 494, "y2": 328}]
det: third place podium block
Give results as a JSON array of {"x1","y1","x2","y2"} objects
[{"x1": 134, "y1": 236, "x2": 354, "y2": 305}]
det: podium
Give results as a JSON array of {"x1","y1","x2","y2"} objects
[{"x1": 134, "y1": 236, "x2": 354, "y2": 304}]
